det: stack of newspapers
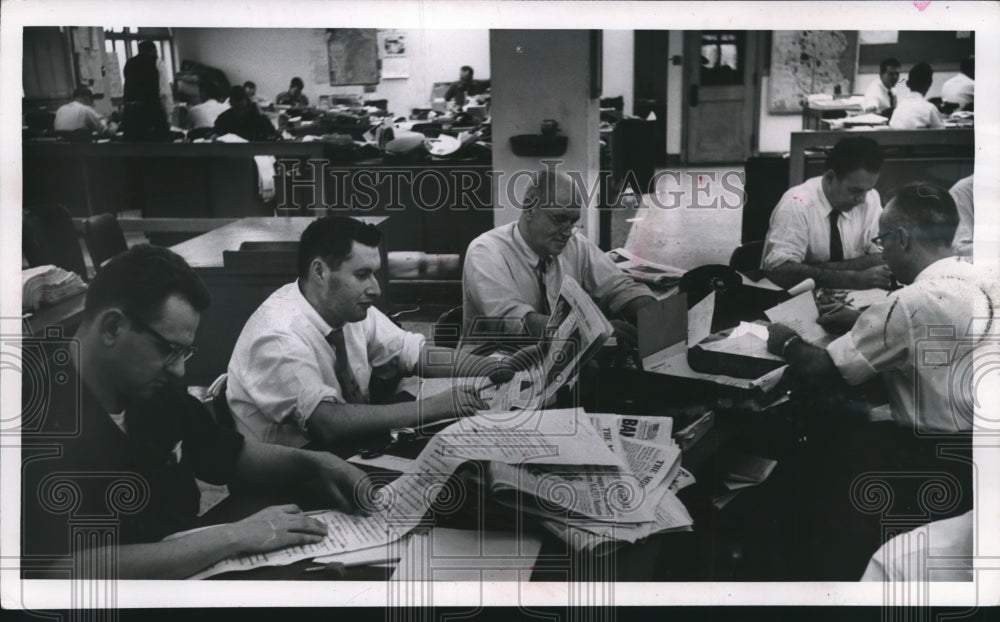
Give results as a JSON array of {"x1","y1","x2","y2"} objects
[
  {"x1": 22, "y1": 265, "x2": 87, "y2": 310},
  {"x1": 607, "y1": 247, "x2": 686, "y2": 289}
]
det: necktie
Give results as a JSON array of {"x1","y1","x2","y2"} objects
[
  {"x1": 829, "y1": 211, "x2": 844, "y2": 263},
  {"x1": 535, "y1": 257, "x2": 552, "y2": 315},
  {"x1": 326, "y1": 328, "x2": 366, "y2": 404},
  {"x1": 889, "y1": 89, "x2": 896, "y2": 113}
]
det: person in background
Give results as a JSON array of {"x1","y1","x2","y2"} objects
[
  {"x1": 244, "y1": 81, "x2": 257, "y2": 99},
  {"x1": 121, "y1": 40, "x2": 170, "y2": 141},
  {"x1": 214, "y1": 85, "x2": 279, "y2": 141},
  {"x1": 463, "y1": 169, "x2": 655, "y2": 344},
  {"x1": 20, "y1": 245, "x2": 372, "y2": 579},
  {"x1": 941, "y1": 55, "x2": 974, "y2": 111},
  {"x1": 227, "y1": 216, "x2": 533, "y2": 450},
  {"x1": 889, "y1": 62, "x2": 944, "y2": 129},
  {"x1": 949, "y1": 175, "x2": 973, "y2": 257},
  {"x1": 761, "y1": 136, "x2": 891, "y2": 290},
  {"x1": 275, "y1": 77, "x2": 309, "y2": 107},
  {"x1": 444, "y1": 66, "x2": 485, "y2": 107},
  {"x1": 53, "y1": 86, "x2": 118, "y2": 137},
  {"x1": 185, "y1": 83, "x2": 229, "y2": 129},
  {"x1": 862, "y1": 57, "x2": 902, "y2": 115}
]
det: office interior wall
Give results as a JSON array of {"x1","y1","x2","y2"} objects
[{"x1": 602, "y1": 30, "x2": 634, "y2": 117}]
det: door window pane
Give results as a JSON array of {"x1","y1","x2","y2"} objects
[{"x1": 699, "y1": 31, "x2": 745, "y2": 86}]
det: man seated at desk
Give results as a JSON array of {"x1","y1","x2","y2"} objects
[
  {"x1": 950, "y1": 175, "x2": 974, "y2": 257},
  {"x1": 463, "y1": 169, "x2": 655, "y2": 345},
  {"x1": 444, "y1": 66, "x2": 486, "y2": 107},
  {"x1": 761, "y1": 136, "x2": 892, "y2": 290},
  {"x1": 214, "y1": 85, "x2": 280, "y2": 141},
  {"x1": 21, "y1": 245, "x2": 371, "y2": 579},
  {"x1": 889, "y1": 63, "x2": 945, "y2": 130},
  {"x1": 276, "y1": 76, "x2": 309, "y2": 108},
  {"x1": 53, "y1": 86, "x2": 118, "y2": 137},
  {"x1": 862, "y1": 57, "x2": 902, "y2": 116},
  {"x1": 766, "y1": 182, "x2": 989, "y2": 576},
  {"x1": 227, "y1": 216, "x2": 526, "y2": 450},
  {"x1": 186, "y1": 84, "x2": 229, "y2": 129},
  {"x1": 941, "y1": 55, "x2": 974, "y2": 111}
]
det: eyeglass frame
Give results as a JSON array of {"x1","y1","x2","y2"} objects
[
  {"x1": 525, "y1": 198, "x2": 585, "y2": 234},
  {"x1": 122, "y1": 310, "x2": 198, "y2": 364},
  {"x1": 870, "y1": 227, "x2": 905, "y2": 251}
]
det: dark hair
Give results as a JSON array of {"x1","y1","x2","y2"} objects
[
  {"x1": 243, "y1": 80, "x2": 256, "y2": 90},
  {"x1": 297, "y1": 216, "x2": 382, "y2": 277},
  {"x1": 84, "y1": 245, "x2": 211, "y2": 323},
  {"x1": 825, "y1": 136, "x2": 883, "y2": 178},
  {"x1": 888, "y1": 182, "x2": 959, "y2": 247},
  {"x1": 290, "y1": 77, "x2": 304, "y2": 89},
  {"x1": 228, "y1": 84, "x2": 249, "y2": 106},
  {"x1": 138, "y1": 40, "x2": 157, "y2": 56},
  {"x1": 73, "y1": 86, "x2": 94, "y2": 99},
  {"x1": 960, "y1": 55, "x2": 974, "y2": 78},
  {"x1": 906, "y1": 62, "x2": 934, "y2": 93},
  {"x1": 461, "y1": 66, "x2": 474, "y2": 74},
  {"x1": 879, "y1": 57, "x2": 901, "y2": 74}
]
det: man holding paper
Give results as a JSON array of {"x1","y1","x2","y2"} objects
[
  {"x1": 228, "y1": 217, "x2": 528, "y2": 450},
  {"x1": 761, "y1": 137, "x2": 892, "y2": 290},
  {"x1": 463, "y1": 169, "x2": 656, "y2": 345},
  {"x1": 21, "y1": 246, "x2": 373, "y2": 579}
]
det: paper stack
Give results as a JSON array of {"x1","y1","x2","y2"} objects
[
  {"x1": 22, "y1": 265, "x2": 87, "y2": 310},
  {"x1": 712, "y1": 453, "x2": 777, "y2": 509},
  {"x1": 607, "y1": 247, "x2": 686, "y2": 289}
]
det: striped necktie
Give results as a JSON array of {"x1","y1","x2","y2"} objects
[{"x1": 326, "y1": 328, "x2": 366, "y2": 404}]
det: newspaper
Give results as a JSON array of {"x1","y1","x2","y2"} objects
[{"x1": 607, "y1": 247, "x2": 687, "y2": 287}]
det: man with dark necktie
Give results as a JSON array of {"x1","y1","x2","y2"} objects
[
  {"x1": 761, "y1": 136, "x2": 892, "y2": 290},
  {"x1": 227, "y1": 216, "x2": 527, "y2": 450}
]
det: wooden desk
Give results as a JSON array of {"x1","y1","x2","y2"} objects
[{"x1": 789, "y1": 128, "x2": 974, "y2": 188}]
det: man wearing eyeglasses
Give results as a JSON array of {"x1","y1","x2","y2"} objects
[
  {"x1": 463, "y1": 169, "x2": 655, "y2": 345},
  {"x1": 761, "y1": 136, "x2": 893, "y2": 290},
  {"x1": 21, "y1": 245, "x2": 373, "y2": 579},
  {"x1": 764, "y1": 182, "x2": 991, "y2": 577}
]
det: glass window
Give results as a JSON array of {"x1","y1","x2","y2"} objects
[{"x1": 699, "y1": 31, "x2": 745, "y2": 86}]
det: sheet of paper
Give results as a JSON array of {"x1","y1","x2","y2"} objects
[
  {"x1": 391, "y1": 528, "x2": 542, "y2": 582},
  {"x1": 687, "y1": 291, "x2": 716, "y2": 345},
  {"x1": 764, "y1": 291, "x2": 832, "y2": 346},
  {"x1": 588, "y1": 413, "x2": 674, "y2": 448},
  {"x1": 644, "y1": 341, "x2": 788, "y2": 392},
  {"x1": 668, "y1": 467, "x2": 696, "y2": 493},
  {"x1": 786, "y1": 278, "x2": 817, "y2": 297},
  {"x1": 740, "y1": 273, "x2": 784, "y2": 291},
  {"x1": 697, "y1": 330, "x2": 784, "y2": 361},
  {"x1": 619, "y1": 436, "x2": 681, "y2": 491}
]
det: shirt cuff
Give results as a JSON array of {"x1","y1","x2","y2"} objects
[
  {"x1": 605, "y1": 285, "x2": 654, "y2": 315},
  {"x1": 295, "y1": 385, "x2": 343, "y2": 432},
  {"x1": 761, "y1": 250, "x2": 802, "y2": 271},
  {"x1": 826, "y1": 332, "x2": 878, "y2": 386}
]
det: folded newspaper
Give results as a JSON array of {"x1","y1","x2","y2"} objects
[
  {"x1": 22, "y1": 265, "x2": 87, "y2": 310},
  {"x1": 607, "y1": 248, "x2": 686, "y2": 288}
]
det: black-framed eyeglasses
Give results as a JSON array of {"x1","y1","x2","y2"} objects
[
  {"x1": 870, "y1": 228, "x2": 903, "y2": 251},
  {"x1": 123, "y1": 311, "x2": 198, "y2": 364}
]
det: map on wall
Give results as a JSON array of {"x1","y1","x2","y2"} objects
[
  {"x1": 768, "y1": 31, "x2": 859, "y2": 114},
  {"x1": 326, "y1": 28, "x2": 379, "y2": 85}
]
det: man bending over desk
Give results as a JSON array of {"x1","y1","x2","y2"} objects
[
  {"x1": 227, "y1": 216, "x2": 527, "y2": 450},
  {"x1": 463, "y1": 169, "x2": 655, "y2": 345},
  {"x1": 761, "y1": 136, "x2": 892, "y2": 290},
  {"x1": 21, "y1": 246, "x2": 371, "y2": 579}
]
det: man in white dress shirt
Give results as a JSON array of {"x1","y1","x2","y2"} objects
[
  {"x1": 228, "y1": 216, "x2": 524, "y2": 449},
  {"x1": 862, "y1": 57, "x2": 901, "y2": 115},
  {"x1": 53, "y1": 87, "x2": 118, "y2": 136},
  {"x1": 463, "y1": 169, "x2": 655, "y2": 344},
  {"x1": 761, "y1": 136, "x2": 891, "y2": 290},
  {"x1": 889, "y1": 62, "x2": 944, "y2": 130},
  {"x1": 941, "y1": 55, "x2": 974, "y2": 111}
]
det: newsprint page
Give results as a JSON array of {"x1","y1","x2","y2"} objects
[{"x1": 1, "y1": 1, "x2": 998, "y2": 621}]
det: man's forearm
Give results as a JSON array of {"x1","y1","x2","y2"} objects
[
  {"x1": 416, "y1": 345, "x2": 499, "y2": 378},
  {"x1": 618, "y1": 295, "x2": 657, "y2": 324},
  {"x1": 235, "y1": 439, "x2": 318, "y2": 485},
  {"x1": 766, "y1": 261, "x2": 867, "y2": 289},
  {"x1": 305, "y1": 401, "x2": 443, "y2": 447},
  {"x1": 80, "y1": 525, "x2": 243, "y2": 580},
  {"x1": 783, "y1": 338, "x2": 845, "y2": 388},
  {"x1": 824, "y1": 253, "x2": 883, "y2": 271}
]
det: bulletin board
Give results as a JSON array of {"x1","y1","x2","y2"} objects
[
  {"x1": 768, "y1": 31, "x2": 859, "y2": 114},
  {"x1": 326, "y1": 29, "x2": 379, "y2": 85},
  {"x1": 858, "y1": 31, "x2": 974, "y2": 72}
]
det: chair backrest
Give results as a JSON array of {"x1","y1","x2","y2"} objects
[
  {"x1": 210, "y1": 376, "x2": 236, "y2": 430},
  {"x1": 23, "y1": 204, "x2": 89, "y2": 281},
  {"x1": 742, "y1": 156, "x2": 791, "y2": 244},
  {"x1": 729, "y1": 240, "x2": 765, "y2": 273},
  {"x1": 433, "y1": 305, "x2": 464, "y2": 349},
  {"x1": 83, "y1": 213, "x2": 128, "y2": 273}
]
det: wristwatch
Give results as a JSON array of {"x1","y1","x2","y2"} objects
[{"x1": 780, "y1": 334, "x2": 803, "y2": 358}]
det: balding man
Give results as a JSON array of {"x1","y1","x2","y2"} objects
[{"x1": 463, "y1": 170, "x2": 655, "y2": 344}]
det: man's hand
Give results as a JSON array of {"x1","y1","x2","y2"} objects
[
  {"x1": 856, "y1": 265, "x2": 892, "y2": 289},
  {"x1": 489, "y1": 345, "x2": 543, "y2": 385},
  {"x1": 419, "y1": 383, "x2": 489, "y2": 420},
  {"x1": 817, "y1": 307, "x2": 860, "y2": 335},
  {"x1": 609, "y1": 319, "x2": 639, "y2": 349},
  {"x1": 228, "y1": 505, "x2": 328, "y2": 555},
  {"x1": 310, "y1": 453, "x2": 373, "y2": 513},
  {"x1": 767, "y1": 323, "x2": 800, "y2": 356}
]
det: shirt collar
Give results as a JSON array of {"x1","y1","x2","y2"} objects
[
  {"x1": 813, "y1": 176, "x2": 835, "y2": 218},
  {"x1": 291, "y1": 279, "x2": 336, "y2": 335},
  {"x1": 511, "y1": 220, "x2": 544, "y2": 266}
]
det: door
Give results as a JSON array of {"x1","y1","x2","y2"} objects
[{"x1": 683, "y1": 31, "x2": 759, "y2": 164}]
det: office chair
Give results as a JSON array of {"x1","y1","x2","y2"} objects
[
  {"x1": 433, "y1": 305, "x2": 464, "y2": 349},
  {"x1": 209, "y1": 374, "x2": 236, "y2": 430},
  {"x1": 83, "y1": 213, "x2": 128, "y2": 273},
  {"x1": 23, "y1": 204, "x2": 89, "y2": 281}
]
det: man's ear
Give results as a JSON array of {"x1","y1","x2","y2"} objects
[
  {"x1": 310, "y1": 257, "x2": 327, "y2": 283},
  {"x1": 897, "y1": 228, "x2": 911, "y2": 251},
  {"x1": 97, "y1": 309, "x2": 125, "y2": 346}
]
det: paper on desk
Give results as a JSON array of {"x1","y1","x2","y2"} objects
[
  {"x1": 187, "y1": 510, "x2": 402, "y2": 580},
  {"x1": 740, "y1": 273, "x2": 784, "y2": 291},
  {"x1": 697, "y1": 327, "x2": 784, "y2": 361},
  {"x1": 642, "y1": 341, "x2": 787, "y2": 393},
  {"x1": 391, "y1": 528, "x2": 542, "y2": 582},
  {"x1": 846, "y1": 288, "x2": 890, "y2": 310},
  {"x1": 588, "y1": 413, "x2": 674, "y2": 448},
  {"x1": 688, "y1": 291, "x2": 716, "y2": 345},
  {"x1": 764, "y1": 291, "x2": 833, "y2": 347},
  {"x1": 669, "y1": 467, "x2": 696, "y2": 493},
  {"x1": 620, "y1": 436, "x2": 681, "y2": 491}
]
